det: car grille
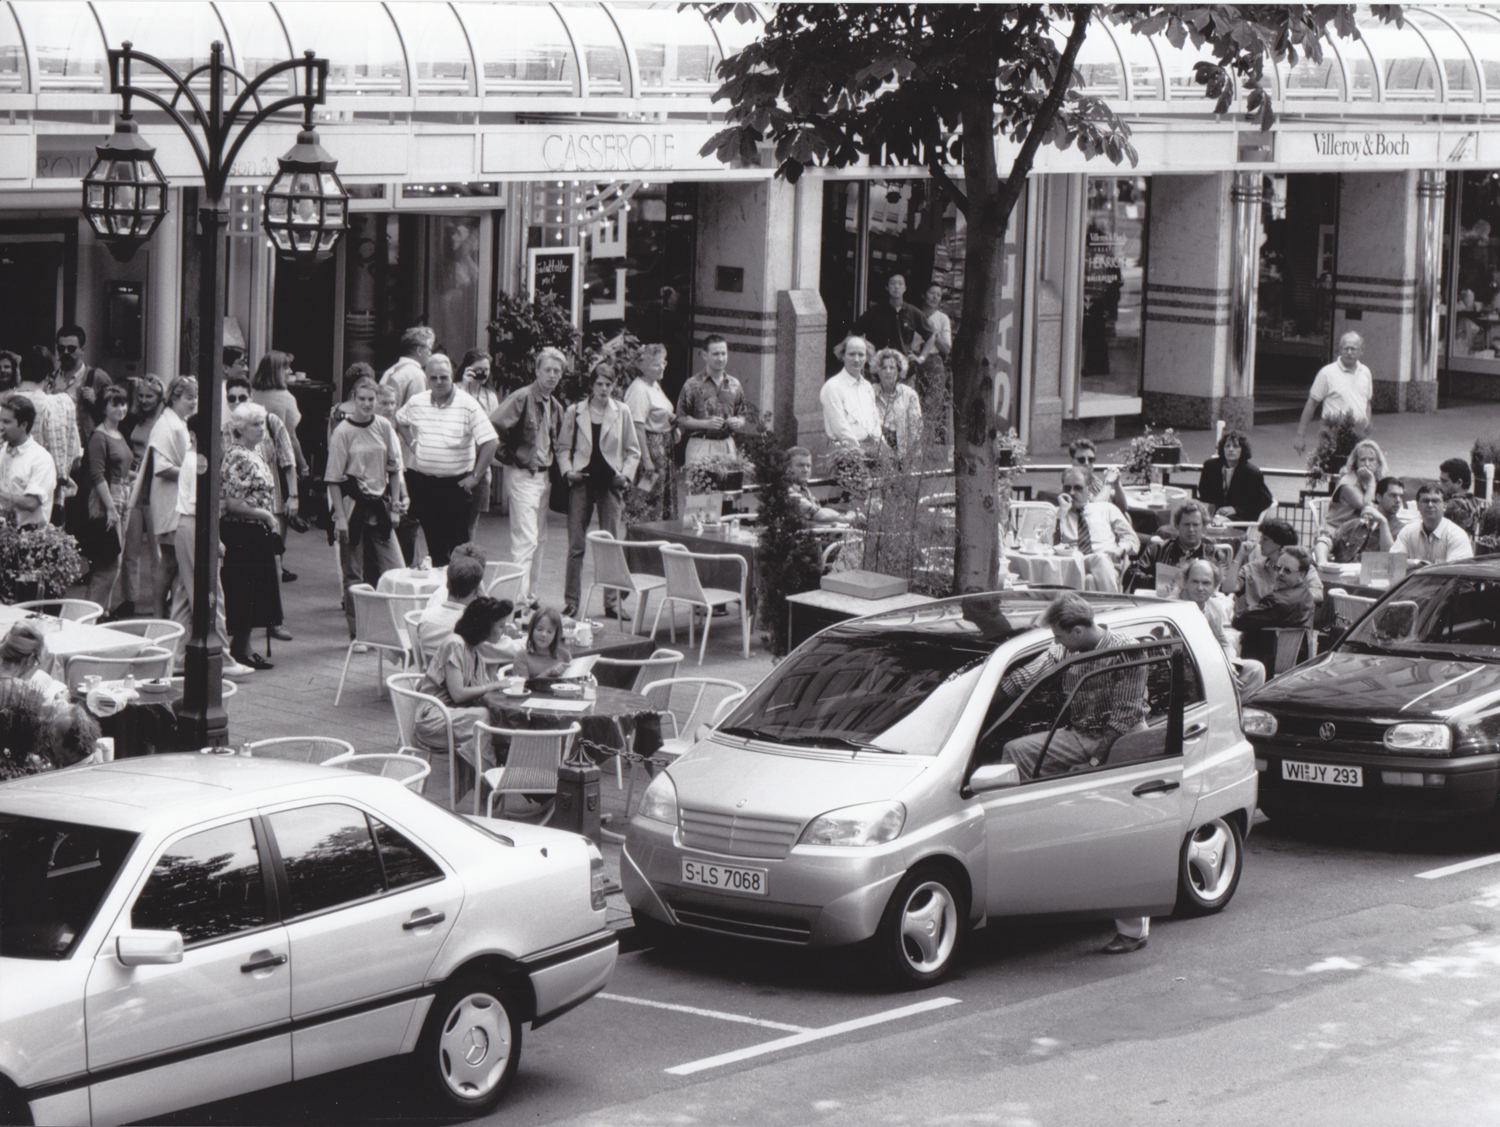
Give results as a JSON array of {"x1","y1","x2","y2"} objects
[
  {"x1": 1274, "y1": 714, "x2": 1390, "y2": 746},
  {"x1": 678, "y1": 806, "x2": 802, "y2": 859},
  {"x1": 667, "y1": 899, "x2": 814, "y2": 945}
]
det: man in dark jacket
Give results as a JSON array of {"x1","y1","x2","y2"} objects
[
  {"x1": 1233, "y1": 544, "x2": 1316, "y2": 672},
  {"x1": 1122, "y1": 501, "x2": 1229, "y2": 593}
]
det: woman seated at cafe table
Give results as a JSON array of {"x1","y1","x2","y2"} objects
[
  {"x1": 1196, "y1": 429, "x2": 1272, "y2": 522},
  {"x1": 416, "y1": 596, "x2": 518, "y2": 772},
  {"x1": 1314, "y1": 440, "x2": 1388, "y2": 565}
]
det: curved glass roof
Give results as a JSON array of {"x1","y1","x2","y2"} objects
[
  {"x1": 3, "y1": 0, "x2": 755, "y2": 102},
  {"x1": 1077, "y1": 6, "x2": 1500, "y2": 105}
]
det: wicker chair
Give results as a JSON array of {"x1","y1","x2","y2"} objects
[
  {"x1": 247, "y1": 737, "x2": 356, "y2": 764},
  {"x1": 474, "y1": 722, "x2": 580, "y2": 820},
  {"x1": 323, "y1": 750, "x2": 430, "y2": 792},
  {"x1": 13, "y1": 598, "x2": 104, "y2": 624},
  {"x1": 99, "y1": 619, "x2": 187, "y2": 664},
  {"x1": 65, "y1": 646, "x2": 175, "y2": 686}
]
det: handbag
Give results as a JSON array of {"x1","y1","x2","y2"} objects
[{"x1": 548, "y1": 406, "x2": 581, "y2": 515}]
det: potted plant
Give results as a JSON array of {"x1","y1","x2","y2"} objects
[
  {"x1": 1306, "y1": 414, "x2": 1372, "y2": 487},
  {"x1": 1471, "y1": 435, "x2": 1500, "y2": 502},
  {"x1": 685, "y1": 453, "x2": 745, "y2": 495},
  {"x1": 486, "y1": 291, "x2": 581, "y2": 396},
  {"x1": 1121, "y1": 425, "x2": 1174, "y2": 483},
  {"x1": 1477, "y1": 502, "x2": 1500, "y2": 557},
  {"x1": 995, "y1": 427, "x2": 1027, "y2": 469},
  {"x1": 1148, "y1": 426, "x2": 1182, "y2": 465},
  {"x1": 0, "y1": 523, "x2": 84, "y2": 604}
]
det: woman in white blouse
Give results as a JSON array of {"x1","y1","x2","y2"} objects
[
  {"x1": 873, "y1": 348, "x2": 923, "y2": 466},
  {"x1": 623, "y1": 343, "x2": 678, "y2": 523}
]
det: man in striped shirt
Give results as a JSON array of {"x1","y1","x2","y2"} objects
[{"x1": 396, "y1": 353, "x2": 497, "y2": 566}]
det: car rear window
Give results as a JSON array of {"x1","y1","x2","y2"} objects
[
  {"x1": 719, "y1": 632, "x2": 991, "y2": 756},
  {"x1": 0, "y1": 814, "x2": 138, "y2": 959},
  {"x1": 1344, "y1": 574, "x2": 1500, "y2": 659}
]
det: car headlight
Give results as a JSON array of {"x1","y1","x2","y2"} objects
[
  {"x1": 636, "y1": 772, "x2": 679, "y2": 825},
  {"x1": 798, "y1": 801, "x2": 905, "y2": 847},
  {"x1": 1384, "y1": 723, "x2": 1452, "y2": 754},
  {"x1": 1241, "y1": 708, "x2": 1278, "y2": 738}
]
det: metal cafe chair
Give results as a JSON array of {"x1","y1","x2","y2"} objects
[
  {"x1": 387, "y1": 671, "x2": 463, "y2": 811},
  {"x1": 14, "y1": 598, "x2": 104, "y2": 624},
  {"x1": 336, "y1": 584, "x2": 416, "y2": 705},
  {"x1": 98, "y1": 618, "x2": 187, "y2": 664},
  {"x1": 247, "y1": 737, "x2": 356, "y2": 764},
  {"x1": 590, "y1": 648, "x2": 684, "y2": 787},
  {"x1": 651, "y1": 543, "x2": 752, "y2": 663},
  {"x1": 474, "y1": 721, "x2": 581, "y2": 820},
  {"x1": 586, "y1": 530, "x2": 668, "y2": 634},
  {"x1": 65, "y1": 646, "x2": 175, "y2": 686},
  {"x1": 323, "y1": 750, "x2": 431, "y2": 793}
]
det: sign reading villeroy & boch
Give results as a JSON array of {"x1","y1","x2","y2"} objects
[{"x1": 1286, "y1": 129, "x2": 1439, "y2": 167}]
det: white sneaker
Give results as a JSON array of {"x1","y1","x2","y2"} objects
[
  {"x1": 352, "y1": 642, "x2": 370, "y2": 654},
  {"x1": 222, "y1": 657, "x2": 255, "y2": 679}
]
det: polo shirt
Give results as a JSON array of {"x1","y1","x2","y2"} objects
[
  {"x1": 0, "y1": 436, "x2": 57, "y2": 527},
  {"x1": 1395, "y1": 517, "x2": 1474, "y2": 565},
  {"x1": 1309, "y1": 360, "x2": 1373, "y2": 423},
  {"x1": 397, "y1": 389, "x2": 497, "y2": 478}
]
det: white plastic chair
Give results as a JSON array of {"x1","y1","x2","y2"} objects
[
  {"x1": 65, "y1": 646, "x2": 175, "y2": 686},
  {"x1": 336, "y1": 584, "x2": 416, "y2": 705},
  {"x1": 99, "y1": 618, "x2": 187, "y2": 664},
  {"x1": 586, "y1": 531, "x2": 668, "y2": 633},
  {"x1": 650, "y1": 543, "x2": 752, "y2": 663},
  {"x1": 323, "y1": 750, "x2": 431, "y2": 792},
  {"x1": 483, "y1": 561, "x2": 527, "y2": 604},
  {"x1": 387, "y1": 671, "x2": 462, "y2": 811},
  {"x1": 474, "y1": 721, "x2": 580, "y2": 820},
  {"x1": 404, "y1": 608, "x2": 433, "y2": 671},
  {"x1": 640, "y1": 676, "x2": 747, "y2": 762},
  {"x1": 15, "y1": 598, "x2": 104, "y2": 624},
  {"x1": 247, "y1": 737, "x2": 356, "y2": 764},
  {"x1": 589, "y1": 648, "x2": 684, "y2": 787}
]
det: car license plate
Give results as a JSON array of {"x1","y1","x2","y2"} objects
[
  {"x1": 681, "y1": 859, "x2": 768, "y2": 896},
  {"x1": 1281, "y1": 760, "x2": 1362, "y2": 787}
]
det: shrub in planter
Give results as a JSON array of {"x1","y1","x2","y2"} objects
[
  {"x1": 1471, "y1": 436, "x2": 1500, "y2": 501},
  {"x1": 1306, "y1": 414, "x2": 1373, "y2": 487},
  {"x1": 0, "y1": 523, "x2": 85, "y2": 604},
  {"x1": 1121, "y1": 425, "x2": 1180, "y2": 482},
  {"x1": 486, "y1": 292, "x2": 581, "y2": 397}
]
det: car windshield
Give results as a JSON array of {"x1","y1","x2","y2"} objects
[
  {"x1": 719, "y1": 629, "x2": 993, "y2": 756},
  {"x1": 0, "y1": 813, "x2": 138, "y2": 960},
  {"x1": 1344, "y1": 573, "x2": 1500, "y2": 660}
]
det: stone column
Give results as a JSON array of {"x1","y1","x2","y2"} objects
[
  {"x1": 1410, "y1": 170, "x2": 1444, "y2": 413},
  {"x1": 1139, "y1": 172, "x2": 1246, "y2": 431},
  {"x1": 1332, "y1": 171, "x2": 1420, "y2": 412}
]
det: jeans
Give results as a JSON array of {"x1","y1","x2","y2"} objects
[
  {"x1": 565, "y1": 476, "x2": 622, "y2": 613},
  {"x1": 406, "y1": 469, "x2": 470, "y2": 567},
  {"x1": 504, "y1": 466, "x2": 551, "y2": 602},
  {"x1": 338, "y1": 522, "x2": 407, "y2": 638}
]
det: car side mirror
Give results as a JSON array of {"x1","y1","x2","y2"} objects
[
  {"x1": 117, "y1": 930, "x2": 184, "y2": 966},
  {"x1": 969, "y1": 763, "x2": 1020, "y2": 793}
]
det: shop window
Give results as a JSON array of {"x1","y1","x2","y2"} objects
[
  {"x1": 1451, "y1": 171, "x2": 1500, "y2": 369},
  {"x1": 1256, "y1": 173, "x2": 1338, "y2": 390},
  {"x1": 1081, "y1": 177, "x2": 1149, "y2": 400}
]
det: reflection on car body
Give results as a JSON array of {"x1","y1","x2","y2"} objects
[
  {"x1": 623, "y1": 591, "x2": 1257, "y2": 984},
  {"x1": 1246, "y1": 560, "x2": 1500, "y2": 822}
]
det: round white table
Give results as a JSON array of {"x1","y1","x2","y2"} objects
[
  {"x1": 1006, "y1": 549, "x2": 1088, "y2": 590},
  {"x1": 0, "y1": 605, "x2": 147, "y2": 679},
  {"x1": 377, "y1": 567, "x2": 447, "y2": 597}
]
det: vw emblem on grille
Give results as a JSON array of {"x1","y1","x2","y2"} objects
[
  {"x1": 735, "y1": 798, "x2": 748, "y2": 808},
  {"x1": 1320, "y1": 722, "x2": 1337, "y2": 741}
]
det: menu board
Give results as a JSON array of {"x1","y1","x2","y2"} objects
[{"x1": 527, "y1": 246, "x2": 581, "y2": 327}]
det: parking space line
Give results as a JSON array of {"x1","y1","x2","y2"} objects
[
  {"x1": 665, "y1": 996, "x2": 962, "y2": 1076},
  {"x1": 598, "y1": 993, "x2": 810, "y2": 1032},
  {"x1": 1416, "y1": 854, "x2": 1500, "y2": 880}
]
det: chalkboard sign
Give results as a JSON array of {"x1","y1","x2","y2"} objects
[{"x1": 527, "y1": 246, "x2": 581, "y2": 327}]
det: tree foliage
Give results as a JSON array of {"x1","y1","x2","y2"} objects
[{"x1": 700, "y1": 2, "x2": 1395, "y2": 593}]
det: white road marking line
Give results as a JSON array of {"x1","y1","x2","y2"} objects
[
  {"x1": 665, "y1": 996, "x2": 962, "y2": 1076},
  {"x1": 598, "y1": 993, "x2": 810, "y2": 1032},
  {"x1": 1415, "y1": 853, "x2": 1500, "y2": 880}
]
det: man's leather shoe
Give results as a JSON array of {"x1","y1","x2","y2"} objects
[{"x1": 1102, "y1": 933, "x2": 1148, "y2": 955}]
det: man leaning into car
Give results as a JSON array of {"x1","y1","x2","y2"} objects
[{"x1": 995, "y1": 593, "x2": 1154, "y2": 954}]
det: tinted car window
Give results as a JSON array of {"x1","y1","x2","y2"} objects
[
  {"x1": 0, "y1": 814, "x2": 137, "y2": 959},
  {"x1": 371, "y1": 818, "x2": 443, "y2": 889},
  {"x1": 132, "y1": 820, "x2": 266, "y2": 946},
  {"x1": 1346, "y1": 575, "x2": 1500, "y2": 659},
  {"x1": 268, "y1": 804, "x2": 384, "y2": 917},
  {"x1": 720, "y1": 632, "x2": 991, "y2": 755}
]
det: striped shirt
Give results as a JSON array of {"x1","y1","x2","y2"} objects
[
  {"x1": 12, "y1": 386, "x2": 80, "y2": 496},
  {"x1": 397, "y1": 389, "x2": 497, "y2": 478},
  {"x1": 999, "y1": 629, "x2": 1150, "y2": 737}
]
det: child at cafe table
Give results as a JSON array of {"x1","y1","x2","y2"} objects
[
  {"x1": 517, "y1": 607, "x2": 572, "y2": 681},
  {"x1": 1055, "y1": 467, "x2": 1138, "y2": 593}
]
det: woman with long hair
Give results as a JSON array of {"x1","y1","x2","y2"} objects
[
  {"x1": 83, "y1": 387, "x2": 132, "y2": 609},
  {"x1": 417, "y1": 596, "x2": 516, "y2": 791},
  {"x1": 623, "y1": 343, "x2": 678, "y2": 524},
  {"x1": 1196, "y1": 429, "x2": 1273, "y2": 521},
  {"x1": 1316, "y1": 439, "x2": 1388, "y2": 564},
  {"x1": 220, "y1": 401, "x2": 285, "y2": 670},
  {"x1": 557, "y1": 361, "x2": 641, "y2": 618}
]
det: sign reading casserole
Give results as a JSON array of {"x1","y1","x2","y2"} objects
[{"x1": 481, "y1": 125, "x2": 729, "y2": 177}]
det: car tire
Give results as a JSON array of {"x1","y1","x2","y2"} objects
[
  {"x1": 417, "y1": 975, "x2": 524, "y2": 1116},
  {"x1": 875, "y1": 864, "x2": 966, "y2": 986},
  {"x1": 1175, "y1": 817, "x2": 1243, "y2": 916}
]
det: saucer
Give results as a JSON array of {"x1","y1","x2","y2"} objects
[{"x1": 502, "y1": 686, "x2": 528, "y2": 697}]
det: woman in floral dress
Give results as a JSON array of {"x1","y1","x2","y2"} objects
[{"x1": 220, "y1": 401, "x2": 285, "y2": 670}]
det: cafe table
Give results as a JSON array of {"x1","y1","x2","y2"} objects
[
  {"x1": 565, "y1": 625, "x2": 657, "y2": 686},
  {"x1": 1122, "y1": 484, "x2": 1191, "y2": 536},
  {"x1": 0, "y1": 604, "x2": 147, "y2": 679},
  {"x1": 1005, "y1": 547, "x2": 1088, "y2": 590},
  {"x1": 626, "y1": 519, "x2": 761, "y2": 612},
  {"x1": 377, "y1": 566, "x2": 447, "y2": 598}
]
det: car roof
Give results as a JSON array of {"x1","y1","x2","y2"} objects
[
  {"x1": 822, "y1": 589, "x2": 1155, "y2": 645},
  {"x1": 1412, "y1": 558, "x2": 1500, "y2": 579},
  {"x1": 0, "y1": 754, "x2": 394, "y2": 834}
]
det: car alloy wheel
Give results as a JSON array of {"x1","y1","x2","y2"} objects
[
  {"x1": 878, "y1": 864, "x2": 965, "y2": 986},
  {"x1": 1175, "y1": 816, "x2": 1243, "y2": 916},
  {"x1": 419, "y1": 977, "x2": 523, "y2": 1114}
]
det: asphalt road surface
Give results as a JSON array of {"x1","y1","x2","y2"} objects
[{"x1": 160, "y1": 812, "x2": 1500, "y2": 1127}]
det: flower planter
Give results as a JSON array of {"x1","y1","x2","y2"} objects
[
  {"x1": 713, "y1": 471, "x2": 744, "y2": 493},
  {"x1": 997, "y1": 448, "x2": 1016, "y2": 467},
  {"x1": 1149, "y1": 445, "x2": 1182, "y2": 466}
]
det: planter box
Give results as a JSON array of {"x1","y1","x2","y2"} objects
[
  {"x1": 713, "y1": 471, "x2": 744, "y2": 492},
  {"x1": 1149, "y1": 445, "x2": 1182, "y2": 466},
  {"x1": 997, "y1": 448, "x2": 1016, "y2": 467},
  {"x1": 820, "y1": 569, "x2": 910, "y2": 600}
]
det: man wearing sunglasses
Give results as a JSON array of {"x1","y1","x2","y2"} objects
[
  {"x1": 54, "y1": 324, "x2": 113, "y2": 443},
  {"x1": 1067, "y1": 438, "x2": 1129, "y2": 513},
  {"x1": 1232, "y1": 544, "x2": 1315, "y2": 672}
]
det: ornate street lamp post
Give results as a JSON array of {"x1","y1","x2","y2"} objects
[{"x1": 81, "y1": 41, "x2": 348, "y2": 746}]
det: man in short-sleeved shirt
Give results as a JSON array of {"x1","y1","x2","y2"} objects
[
  {"x1": 1296, "y1": 331, "x2": 1372, "y2": 453},
  {"x1": 396, "y1": 354, "x2": 497, "y2": 567},
  {"x1": 1395, "y1": 484, "x2": 1474, "y2": 566},
  {"x1": 676, "y1": 336, "x2": 746, "y2": 466},
  {"x1": 380, "y1": 326, "x2": 434, "y2": 409},
  {"x1": 13, "y1": 348, "x2": 79, "y2": 520},
  {"x1": 0, "y1": 396, "x2": 57, "y2": 528}
]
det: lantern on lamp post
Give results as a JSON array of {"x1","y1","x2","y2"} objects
[
  {"x1": 80, "y1": 113, "x2": 168, "y2": 263},
  {"x1": 262, "y1": 116, "x2": 348, "y2": 267}
]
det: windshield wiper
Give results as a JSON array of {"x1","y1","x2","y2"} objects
[
  {"x1": 717, "y1": 725, "x2": 782, "y2": 743},
  {"x1": 716, "y1": 727, "x2": 904, "y2": 753}
]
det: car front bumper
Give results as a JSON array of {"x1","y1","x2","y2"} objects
[
  {"x1": 622, "y1": 815, "x2": 909, "y2": 948},
  {"x1": 1254, "y1": 743, "x2": 1500, "y2": 820}
]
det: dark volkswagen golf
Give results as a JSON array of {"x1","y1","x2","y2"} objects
[{"x1": 1244, "y1": 560, "x2": 1500, "y2": 822}]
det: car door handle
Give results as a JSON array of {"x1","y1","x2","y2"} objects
[
  {"x1": 1183, "y1": 722, "x2": 1208, "y2": 740},
  {"x1": 1132, "y1": 779, "x2": 1180, "y2": 797},
  {"x1": 240, "y1": 951, "x2": 287, "y2": 973},
  {"x1": 403, "y1": 909, "x2": 446, "y2": 930}
]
